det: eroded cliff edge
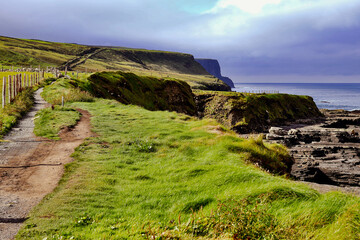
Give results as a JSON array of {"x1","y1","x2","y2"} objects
[{"x1": 195, "y1": 91, "x2": 323, "y2": 133}]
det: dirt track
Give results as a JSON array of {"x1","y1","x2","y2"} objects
[{"x1": 0, "y1": 89, "x2": 92, "y2": 240}]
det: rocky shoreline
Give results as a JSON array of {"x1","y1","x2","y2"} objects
[{"x1": 266, "y1": 109, "x2": 360, "y2": 188}]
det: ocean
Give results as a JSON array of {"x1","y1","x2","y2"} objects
[{"x1": 233, "y1": 83, "x2": 360, "y2": 111}]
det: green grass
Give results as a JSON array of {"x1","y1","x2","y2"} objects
[
  {"x1": 16, "y1": 97, "x2": 360, "y2": 239},
  {"x1": 41, "y1": 78, "x2": 94, "y2": 105},
  {"x1": 34, "y1": 106, "x2": 81, "y2": 140}
]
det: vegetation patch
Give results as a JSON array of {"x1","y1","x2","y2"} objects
[
  {"x1": 41, "y1": 78, "x2": 94, "y2": 105},
  {"x1": 0, "y1": 88, "x2": 34, "y2": 138},
  {"x1": 34, "y1": 106, "x2": 81, "y2": 140}
]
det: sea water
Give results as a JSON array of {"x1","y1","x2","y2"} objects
[{"x1": 233, "y1": 83, "x2": 360, "y2": 111}]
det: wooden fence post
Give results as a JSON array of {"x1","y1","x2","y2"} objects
[
  {"x1": 14, "y1": 75, "x2": 17, "y2": 97},
  {"x1": 13, "y1": 75, "x2": 16, "y2": 98},
  {"x1": 8, "y1": 75, "x2": 12, "y2": 103},
  {"x1": 19, "y1": 74, "x2": 22, "y2": 92},
  {"x1": 2, "y1": 77, "x2": 6, "y2": 108},
  {"x1": 17, "y1": 74, "x2": 20, "y2": 93}
]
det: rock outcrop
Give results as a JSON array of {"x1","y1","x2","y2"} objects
[
  {"x1": 195, "y1": 59, "x2": 235, "y2": 88},
  {"x1": 195, "y1": 91, "x2": 323, "y2": 133},
  {"x1": 266, "y1": 110, "x2": 360, "y2": 187}
]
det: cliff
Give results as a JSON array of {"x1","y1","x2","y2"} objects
[
  {"x1": 195, "y1": 59, "x2": 235, "y2": 88},
  {"x1": 195, "y1": 91, "x2": 323, "y2": 133}
]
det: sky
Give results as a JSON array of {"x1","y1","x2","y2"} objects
[{"x1": 0, "y1": 0, "x2": 360, "y2": 83}]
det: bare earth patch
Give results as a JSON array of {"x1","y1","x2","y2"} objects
[{"x1": 0, "y1": 89, "x2": 92, "y2": 240}]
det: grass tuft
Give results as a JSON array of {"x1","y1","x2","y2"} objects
[{"x1": 34, "y1": 106, "x2": 81, "y2": 140}]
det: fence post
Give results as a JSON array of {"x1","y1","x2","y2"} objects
[
  {"x1": 62, "y1": 96, "x2": 64, "y2": 107},
  {"x1": 8, "y1": 75, "x2": 11, "y2": 103},
  {"x1": 14, "y1": 75, "x2": 17, "y2": 97},
  {"x1": 2, "y1": 77, "x2": 6, "y2": 108},
  {"x1": 19, "y1": 73, "x2": 22, "y2": 92},
  {"x1": 17, "y1": 74, "x2": 20, "y2": 93}
]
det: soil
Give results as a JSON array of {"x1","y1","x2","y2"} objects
[{"x1": 0, "y1": 89, "x2": 92, "y2": 240}]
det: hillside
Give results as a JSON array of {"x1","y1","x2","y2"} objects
[{"x1": 0, "y1": 36, "x2": 230, "y2": 91}]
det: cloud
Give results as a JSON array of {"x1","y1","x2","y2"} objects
[
  {"x1": 0, "y1": 0, "x2": 359, "y2": 80},
  {"x1": 209, "y1": 0, "x2": 282, "y2": 14}
]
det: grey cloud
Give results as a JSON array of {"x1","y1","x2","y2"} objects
[{"x1": 0, "y1": 0, "x2": 360, "y2": 81}]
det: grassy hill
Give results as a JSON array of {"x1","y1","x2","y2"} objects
[
  {"x1": 0, "y1": 36, "x2": 230, "y2": 90},
  {"x1": 13, "y1": 76, "x2": 360, "y2": 239}
]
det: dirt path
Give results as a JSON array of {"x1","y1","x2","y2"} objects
[{"x1": 0, "y1": 89, "x2": 93, "y2": 240}]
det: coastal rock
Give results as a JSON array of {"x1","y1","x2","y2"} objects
[
  {"x1": 269, "y1": 127, "x2": 287, "y2": 135},
  {"x1": 267, "y1": 110, "x2": 360, "y2": 187}
]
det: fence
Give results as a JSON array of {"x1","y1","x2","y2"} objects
[
  {"x1": 1, "y1": 72, "x2": 43, "y2": 108},
  {"x1": 241, "y1": 90, "x2": 280, "y2": 94}
]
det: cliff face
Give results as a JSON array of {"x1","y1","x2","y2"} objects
[{"x1": 195, "y1": 59, "x2": 235, "y2": 88}]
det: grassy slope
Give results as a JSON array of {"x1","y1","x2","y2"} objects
[
  {"x1": 0, "y1": 36, "x2": 230, "y2": 90},
  {"x1": 17, "y1": 82, "x2": 360, "y2": 239},
  {"x1": 0, "y1": 36, "x2": 88, "y2": 67}
]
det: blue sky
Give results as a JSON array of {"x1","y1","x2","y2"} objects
[{"x1": 1, "y1": 0, "x2": 360, "y2": 82}]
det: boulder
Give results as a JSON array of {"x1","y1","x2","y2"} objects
[{"x1": 269, "y1": 127, "x2": 287, "y2": 135}]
